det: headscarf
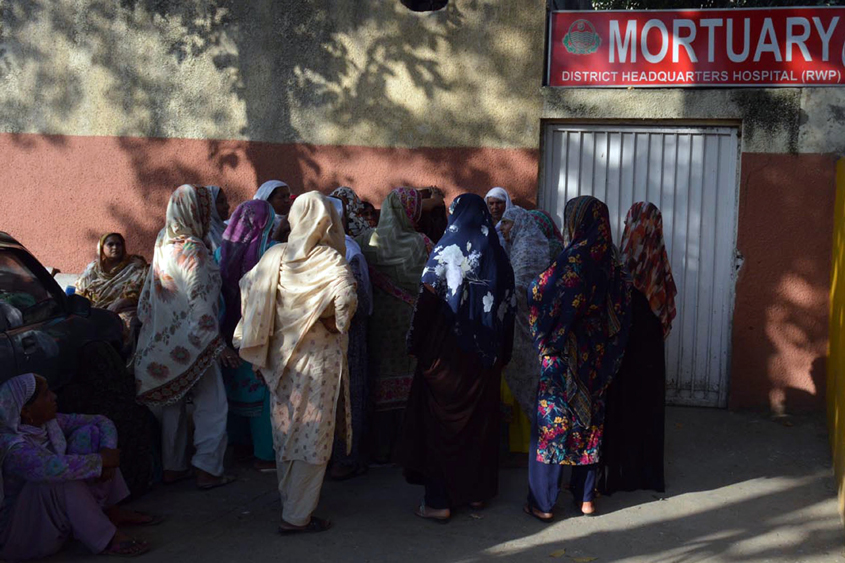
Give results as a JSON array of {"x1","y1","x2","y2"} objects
[
  {"x1": 417, "y1": 193, "x2": 515, "y2": 368},
  {"x1": 485, "y1": 187, "x2": 515, "y2": 246},
  {"x1": 528, "y1": 209, "x2": 565, "y2": 262},
  {"x1": 485, "y1": 187, "x2": 514, "y2": 215},
  {"x1": 331, "y1": 187, "x2": 371, "y2": 237},
  {"x1": 357, "y1": 188, "x2": 432, "y2": 303},
  {"x1": 620, "y1": 202, "x2": 677, "y2": 339},
  {"x1": 134, "y1": 184, "x2": 225, "y2": 406},
  {"x1": 75, "y1": 233, "x2": 148, "y2": 309},
  {"x1": 528, "y1": 196, "x2": 632, "y2": 428},
  {"x1": 502, "y1": 207, "x2": 551, "y2": 291},
  {"x1": 255, "y1": 180, "x2": 290, "y2": 232},
  {"x1": 254, "y1": 180, "x2": 289, "y2": 202},
  {"x1": 235, "y1": 192, "x2": 358, "y2": 396},
  {"x1": 0, "y1": 374, "x2": 67, "y2": 506},
  {"x1": 206, "y1": 186, "x2": 227, "y2": 252},
  {"x1": 218, "y1": 200, "x2": 276, "y2": 345},
  {"x1": 327, "y1": 196, "x2": 373, "y2": 315}
]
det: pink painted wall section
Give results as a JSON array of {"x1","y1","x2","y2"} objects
[
  {"x1": 0, "y1": 133, "x2": 539, "y2": 272},
  {"x1": 730, "y1": 152, "x2": 838, "y2": 412}
]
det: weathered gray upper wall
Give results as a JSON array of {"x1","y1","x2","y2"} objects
[
  {"x1": 0, "y1": 0, "x2": 546, "y2": 149},
  {"x1": 541, "y1": 87, "x2": 845, "y2": 154}
]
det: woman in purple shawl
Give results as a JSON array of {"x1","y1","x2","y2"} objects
[{"x1": 215, "y1": 200, "x2": 277, "y2": 471}]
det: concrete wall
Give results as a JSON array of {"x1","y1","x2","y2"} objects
[
  {"x1": 2, "y1": 0, "x2": 843, "y2": 412},
  {"x1": 827, "y1": 158, "x2": 845, "y2": 524},
  {"x1": 541, "y1": 86, "x2": 845, "y2": 412},
  {"x1": 0, "y1": 0, "x2": 546, "y2": 269}
]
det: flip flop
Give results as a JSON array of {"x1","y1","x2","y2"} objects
[
  {"x1": 162, "y1": 470, "x2": 193, "y2": 486},
  {"x1": 414, "y1": 501, "x2": 450, "y2": 524},
  {"x1": 523, "y1": 503, "x2": 554, "y2": 523},
  {"x1": 101, "y1": 538, "x2": 150, "y2": 558},
  {"x1": 196, "y1": 475, "x2": 236, "y2": 491},
  {"x1": 277, "y1": 516, "x2": 332, "y2": 535},
  {"x1": 121, "y1": 513, "x2": 166, "y2": 527}
]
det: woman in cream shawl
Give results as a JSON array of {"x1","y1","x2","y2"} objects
[
  {"x1": 134, "y1": 184, "x2": 239, "y2": 490},
  {"x1": 236, "y1": 191, "x2": 358, "y2": 534}
]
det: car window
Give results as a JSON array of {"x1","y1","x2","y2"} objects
[{"x1": 0, "y1": 250, "x2": 62, "y2": 327}]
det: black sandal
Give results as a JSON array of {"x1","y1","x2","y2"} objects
[
  {"x1": 277, "y1": 516, "x2": 332, "y2": 535},
  {"x1": 523, "y1": 503, "x2": 554, "y2": 523}
]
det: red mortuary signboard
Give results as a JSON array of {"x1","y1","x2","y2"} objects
[{"x1": 548, "y1": 7, "x2": 845, "y2": 87}]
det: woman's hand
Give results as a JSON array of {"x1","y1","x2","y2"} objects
[
  {"x1": 99, "y1": 467, "x2": 117, "y2": 483},
  {"x1": 107, "y1": 298, "x2": 135, "y2": 313},
  {"x1": 320, "y1": 317, "x2": 340, "y2": 334},
  {"x1": 220, "y1": 347, "x2": 241, "y2": 369},
  {"x1": 100, "y1": 447, "x2": 121, "y2": 469}
]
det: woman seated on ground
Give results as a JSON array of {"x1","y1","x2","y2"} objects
[
  {"x1": 75, "y1": 232, "x2": 148, "y2": 330},
  {"x1": 0, "y1": 374, "x2": 158, "y2": 560}
]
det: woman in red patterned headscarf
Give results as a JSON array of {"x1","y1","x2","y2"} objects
[{"x1": 599, "y1": 201, "x2": 677, "y2": 497}]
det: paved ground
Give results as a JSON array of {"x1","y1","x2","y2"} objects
[{"x1": 48, "y1": 407, "x2": 842, "y2": 563}]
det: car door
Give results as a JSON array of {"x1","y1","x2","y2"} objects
[{"x1": 0, "y1": 247, "x2": 72, "y2": 388}]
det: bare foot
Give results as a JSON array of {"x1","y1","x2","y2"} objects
[{"x1": 581, "y1": 501, "x2": 596, "y2": 515}]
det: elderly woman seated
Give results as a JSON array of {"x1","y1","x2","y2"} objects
[
  {"x1": 75, "y1": 233, "x2": 148, "y2": 330},
  {"x1": 0, "y1": 373, "x2": 158, "y2": 559}
]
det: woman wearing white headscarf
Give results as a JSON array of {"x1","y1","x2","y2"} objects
[
  {"x1": 498, "y1": 207, "x2": 550, "y2": 453},
  {"x1": 134, "y1": 184, "x2": 239, "y2": 490},
  {"x1": 485, "y1": 187, "x2": 515, "y2": 247},
  {"x1": 255, "y1": 180, "x2": 292, "y2": 240},
  {"x1": 206, "y1": 186, "x2": 230, "y2": 252},
  {"x1": 236, "y1": 191, "x2": 358, "y2": 534},
  {"x1": 0, "y1": 374, "x2": 155, "y2": 559}
]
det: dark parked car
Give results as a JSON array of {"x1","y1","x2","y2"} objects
[
  {"x1": 0, "y1": 232, "x2": 153, "y2": 496},
  {"x1": 0, "y1": 231, "x2": 126, "y2": 387}
]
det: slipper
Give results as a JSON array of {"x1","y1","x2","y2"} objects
[
  {"x1": 161, "y1": 470, "x2": 192, "y2": 486},
  {"x1": 278, "y1": 516, "x2": 332, "y2": 535},
  {"x1": 101, "y1": 539, "x2": 150, "y2": 558},
  {"x1": 329, "y1": 464, "x2": 367, "y2": 482},
  {"x1": 122, "y1": 513, "x2": 166, "y2": 527},
  {"x1": 414, "y1": 501, "x2": 450, "y2": 524},
  {"x1": 196, "y1": 475, "x2": 236, "y2": 491},
  {"x1": 523, "y1": 503, "x2": 554, "y2": 523}
]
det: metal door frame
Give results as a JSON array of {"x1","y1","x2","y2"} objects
[{"x1": 539, "y1": 122, "x2": 742, "y2": 408}]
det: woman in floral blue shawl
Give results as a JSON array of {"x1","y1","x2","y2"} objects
[
  {"x1": 400, "y1": 193, "x2": 515, "y2": 523},
  {"x1": 525, "y1": 196, "x2": 632, "y2": 521}
]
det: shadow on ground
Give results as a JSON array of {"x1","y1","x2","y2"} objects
[{"x1": 45, "y1": 406, "x2": 841, "y2": 563}]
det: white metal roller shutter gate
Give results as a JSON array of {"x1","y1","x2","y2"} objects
[{"x1": 540, "y1": 124, "x2": 740, "y2": 408}]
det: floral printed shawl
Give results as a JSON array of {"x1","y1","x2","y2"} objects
[
  {"x1": 75, "y1": 233, "x2": 148, "y2": 309},
  {"x1": 502, "y1": 207, "x2": 551, "y2": 291},
  {"x1": 331, "y1": 187, "x2": 371, "y2": 238},
  {"x1": 357, "y1": 188, "x2": 432, "y2": 303},
  {"x1": 416, "y1": 193, "x2": 515, "y2": 368},
  {"x1": 528, "y1": 196, "x2": 632, "y2": 430},
  {"x1": 134, "y1": 185, "x2": 225, "y2": 406},
  {"x1": 218, "y1": 200, "x2": 276, "y2": 346},
  {"x1": 620, "y1": 202, "x2": 677, "y2": 339},
  {"x1": 529, "y1": 209, "x2": 565, "y2": 263}
]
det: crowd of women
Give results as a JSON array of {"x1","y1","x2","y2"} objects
[{"x1": 0, "y1": 178, "x2": 677, "y2": 558}]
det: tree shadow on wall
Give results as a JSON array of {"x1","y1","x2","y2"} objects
[{"x1": 1, "y1": 0, "x2": 545, "y2": 263}]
